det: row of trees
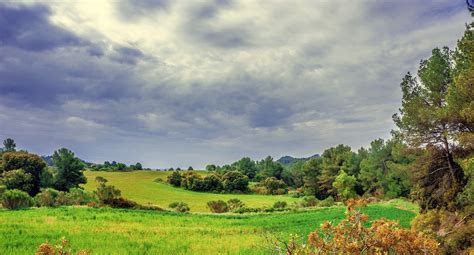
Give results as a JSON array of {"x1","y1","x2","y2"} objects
[
  {"x1": 204, "y1": 139, "x2": 412, "y2": 201},
  {"x1": 167, "y1": 171, "x2": 249, "y2": 193},
  {"x1": 0, "y1": 139, "x2": 87, "y2": 196},
  {"x1": 88, "y1": 161, "x2": 143, "y2": 172}
]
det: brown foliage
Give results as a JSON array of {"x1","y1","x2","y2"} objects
[
  {"x1": 278, "y1": 199, "x2": 439, "y2": 255},
  {"x1": 36, "y1": 237, "x2": 90, "y2": 255}
]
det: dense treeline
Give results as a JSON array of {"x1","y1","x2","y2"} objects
[
  {"x1": 202, "y1": 139, "x2": 412, "y2": 200},
  {"x1": 87, "y1": 161, "x2": 143, "y2": 172}
]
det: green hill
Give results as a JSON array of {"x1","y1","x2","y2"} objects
[{"x1": 82, "y1": 170, "x2": 300, "y2": 212}]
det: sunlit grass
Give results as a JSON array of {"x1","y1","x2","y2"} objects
[
  {"x1": 0, "y1": 204, "x2": 415, "y2": 254},
  {"x1": 82, "y1": 170, "x2": 300, "y2": 212}
]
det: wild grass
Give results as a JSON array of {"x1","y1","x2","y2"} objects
[
  {"x1": 0, "y1": 204, "x2": 415, "y2": 254},
  {"x1": 82, "y1": 171, "x2": 300, "y2": 212}
]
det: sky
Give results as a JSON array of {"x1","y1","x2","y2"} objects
[{"x1": 0, "y1": 0, "x2": 472, "y2": 169}]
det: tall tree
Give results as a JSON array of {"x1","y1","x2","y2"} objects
[
  {"x1": 317, "y1": 145, "x2": 353, "y2": 198},
  {"x1": 52, "y1": 148, "x2": 86, "y2": 191},
  {"x1": 393, "y1": 47, "x2": 465, "y2": 191},
  {"x1": 2, "y1": 138, "x2": 16, "y2": 152},
  {"x1": 303, "y1": 157, "x2": 323, "y2": 197}
]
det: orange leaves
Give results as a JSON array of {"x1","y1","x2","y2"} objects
[{"x1": 284, "y1": 199, "x2": 439, "y2": 254}]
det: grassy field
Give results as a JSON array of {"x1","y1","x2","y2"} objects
[
  {"x1": 82, "y1": 171, "x2": 301, "y2": 212},
  {"x1": 0, "y1": 204, "x2": 416, "y2": 254}
]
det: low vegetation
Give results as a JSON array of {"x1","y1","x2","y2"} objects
[{"x1": 0, "y1": 203, "x2": 415, "y2": 254}]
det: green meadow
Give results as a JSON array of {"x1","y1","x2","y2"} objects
[
  {"x1": 0, "y1": 204, "x2": 415, "y2": 255},
  {"x1": 82, "y1": 171, "x2": 300, "y2": 212}
]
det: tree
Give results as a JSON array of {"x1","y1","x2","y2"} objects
[
  {"x1": 234, "y1": 157, "x2": 257, "y2": 179},
  {"x1": 256, "y1": 156, "x2": 284, "y2": 180},
  {"x1": 260, "y1": 177, "x2": 287, "y2": 195},
  {"x1": 2, "y1": 138, "x2": 16, "y2": 152},
  {"x1": 205, "y1": 164, "x2": 217, "y2": 171},
  {"x1": 202, "y1": 174, "x2": 223, "y2": 192},
  {"x1": 52, "y1": 148, "x2": 86, "y2": 191},
  {"x1": 167, "y1": 171, "x2": 182, "y2": 187},
  {"x1": 393, "y1": 47, "x2": 465, "y2": 200},
  {"x1": 303, "y1": 158, "x2": 323, "y2": 197},
  {"x1": 1, "y1": 151, "x2": 46, "y2": 195},
  {"x1": 187, "y1": 166, "x2": 194, "y2": 171},
  {"x1": 94, "y1": 176, "x2": 121, "y2": 204},
  {"x1": 134, "y1": 162, "x2": 143, "y2": 170},
  {"x1": 333, "y1": 171, "x2": 357, "y2": 200},
  {"x1": 317, "y1": 145, "x2": 353, "y2": 198},
  {"x1": 1, "y1": 169, "x2": 34, "y2": 194},
  {"x1": 222, "y1": 171, "x2": 249, "y2": 193}
]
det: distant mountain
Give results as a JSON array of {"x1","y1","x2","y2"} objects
[{"x1": 277, "y1": 154, "x2": 320, "y2": 167}]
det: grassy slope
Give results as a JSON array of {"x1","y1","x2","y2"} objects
[
  {"x1": 0, "y1": 205, "x2": 415, "y2": 255},
  {"x1": 82, "y1": 171, "x2": 300, "y2": 212}
]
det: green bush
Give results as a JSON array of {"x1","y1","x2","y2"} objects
[
  {"x1": 319, "y1": 196, "x2": 335, "y2": 207},
  {"x1": 207, "y1": 200, "x2": 229, "y2": 213},
  {"x1": 1, "y1": 189, "x2": 33, "y2": 209},
  {"x1": 55, "y1": 191, "x2": 72, "y2": 206},
  {"x1": 0, "y1": 185, "x2": 6, "y2": 197},
  {"x1": 273, "y1": 201, "x2": 287, "y2": 209},
  {"x1": 300, "y1": 196, "x2": 319, "y2": 207},
  {"x1": 227, "y1": 198, "x2": 245, "y2": 210},
  {"x1": 168, "y1": 202, "x2": 190, "y2": 213},
  {"x1": 260, "y1": 177, "x2": 288, "y2": 195},
  {"x1": 1, "y1": 169, "x2": 34, "y2": 195},
  {"x1": 167, "y1": 171, "x2": 182, "y2": 187},
  {"x1": 105, "y1": 197, "x2": 138, "y2": 209},
  {"x1": 67, "y1": 188, "x2": 94, "y2": 205},
  {"x1": 35, "y1": 188, "x2": 60, "y2": 207}
]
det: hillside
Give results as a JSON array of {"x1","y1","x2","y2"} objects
[
  {"x1": 82, "y1": 171, "x2": 299, "y2": 212},
  {"x1": 277, "y1": 154, "x2": 320, "y2": 167}
]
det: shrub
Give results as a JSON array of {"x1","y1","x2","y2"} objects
[
  {"x1": 135, "y1": 203, "x2": 165, "y2": 211},
  {"x1": 300, "y1": 196, "x2": 319, "y2": 207},
  {"x1": 104, "y1": 197, "x2": 138, "y2": 209},
  {"x1": 260, "y1": 177, "x2": 288, "y2": 195},
  {"x1": 273, "y1": 201, "x2": 287, "y2": 209},
  {"x1": 0, "y1": 185, "x2": 5, "y2": 197},
  {"x1": 56, "y1": 191, "x2": 73, "y2": 206},
  {"x1": 412, "y1": 209, "x2": 473, "y2": 254},
  {"x1": 227, "y1": 198, "x2": 245, "y2": 210},
  {"x1": 67, "y1": 188, "x2": 94, "y2": 205},
  {"x1": 168, "y1": 202, "x2": 189, "y2": 213},
  {"x1": 222, "y1": 171, "x2": 249, "y2": 193},
  {"x1": 207, "y1": 200, "x2": 229, "y2": 213},
  {"x1": 154, "y1": 177, "x2": 164, "y2": 183},
  {"x1": 1, "y1": 169, "x2": 34, "y2": 195},
  {"x1": 272, "y1": 199, "x2": 439, "y2": 254},
  {"x1": 288, "y1": 188, "x2": 305, "y2": 198},
  {"x1": 318, "y1": 196, "x2": 335, "y2": 207},
  {"x1": 167, "y1": 171, "x2": 182, "y2": 187},
  {"x1": 94, "y1": 177, "x2": 121, "y2": 204},
  {"x1": 36, "y1": 237, "x2": 90, "y2": 255},
  {"x1": 202, "y1": 174, "x2": 223, "y2": 192},
  {"x1": 1, "y1": 189, "x2": 33, "y2": 209},
  {"x1": 232, "y1": 206, "x2": 261, "y2": 214},
  {"x1": 180, "y1": 172, "x2": 204, "y2": 191},
  {"x1": 35, "y1": 188, "x2": 60, "y2": 207}
]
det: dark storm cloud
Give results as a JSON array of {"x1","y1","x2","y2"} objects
[
  {"x1": 111, "y1": 46, "x2": 145, "y2": 65},
  {"x1": 0, "y1": 3, "x2": 83, "y2": 51},
  {"x1": 0, "y1": 1, "x2": 471, "y2": 168}
]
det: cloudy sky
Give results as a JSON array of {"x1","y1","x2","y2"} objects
[{"x1": 0, "y1": 1, "x2": 471, "y2": 168}]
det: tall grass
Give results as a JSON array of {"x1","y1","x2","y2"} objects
[{"x1": 0, "y1": 204, "x2": 415, "y2": 254}]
